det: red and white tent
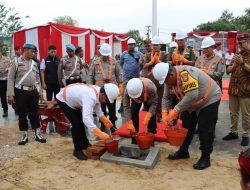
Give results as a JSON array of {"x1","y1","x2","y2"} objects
[{"x1": 12, "y1": 22, "x2": 129, "y2": 62}]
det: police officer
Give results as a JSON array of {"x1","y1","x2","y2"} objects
[
  {"x1": 56, "y1": 83, "x2": 119, "y2": 160},
  {"x1": 120, "y1": 38, "x2": 142, "y2": 113},
  {"x1": 124, "y1": 78, "x2": 158, "y2": 144},
  {"x1": 40, "y1": 45, "x2": 60, "y2": 101},
  {"x1": 0, "y1": 50, "x2": 10, "y2": 117},
  {"x1": 153, "y1": 62, "x2": 221, "y2": 170},
  {"x1": 141, "y1": 36, "x2": 167, "y2": 121},
  {"x1": 7, "y1": 44, "x2": 46, "y2": 145},
  {"x1": 195, "y1": 37, "x2": 225, "y2": 85},
  {"x1": 89, "y1": 43, "x2": 122, "y2": 133},
  {"x1": 75, "y1": 46, "x2": 90, "y2": 84},
  {"x1": 168, "y1": 32, "x2": 195, "y2": 66},
  {"x1": 58, "y1": 44, "x2": 83, "y2": 86}
]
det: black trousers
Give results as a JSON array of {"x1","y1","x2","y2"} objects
[
  {"x1": 66, "y1": 78, "x2": 82, "y2": 86},
  {"x1": 56, "y1": 98, "x2": 91, "y2": 151},
  {"x1": 0, "y1": 80, "x2": 8, "y2": 112},
  {"x1": 100, "y1": 101, "x2": 117, "y2": 133},
  {"x1": 179, "y1": 101, "x2": 220, "y2": 155},
  {"x1": 15, "y1": 88, "x2": 40, "y2": 131},
  {"x1": 131, "y1": 100, "x2": 157, "y2": 134},
  {"x1": 45, "y1": 82, "x2": 60, "y2": 101}
]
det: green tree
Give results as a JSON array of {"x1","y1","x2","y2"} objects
[
  {"x1": 53, "y1": 16, "x2": 78, "y2": 26},
  {"x1": 127, "y1": 29, "x2": 143, "y2": 47},
  {"x1": 193, "y1": 9, "x2": 250, "y2": 32},
  {"x1": 0, "y1": 3, "x2": 23, "y2": 54}
]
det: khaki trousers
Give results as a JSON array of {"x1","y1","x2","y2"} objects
[{"x1": 229, "y1": 95, "x2": 250, "y2": 137}]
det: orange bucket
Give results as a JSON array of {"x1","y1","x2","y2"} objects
[
  {"x1": 105, "y1": 139, "x2": 119, "y2": 153},
  {"x1": 134, "y1": 132, "x2": 154, "y2": 149},
  {"x1": 164, "y1": 119, "x2": 188, "y2": 146}
]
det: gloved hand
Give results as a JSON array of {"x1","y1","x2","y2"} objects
[
  {"x1": 143, "y1": 112, "x2": 152, "y2": 126},
  {"x1": 118, "y1": 84, "x2": 123, "y2": 95},
  {"x1": 162, "y1": 110, "x2": 169, "y2": 124},
  {"x1": 127, "y1": 120, "x2": 136, "y2": 133},
  {"x1": 167, "y1": 109, "x2": 179, "y2": 123},
  {"x1": 154, "y1": 55, "x2": 160, "y2": 63},
  {"x1": 99, "y1": 115, "x2": 113, "y2": 129},
  {"x1": 92, "y1": 128, "x2": 110, "y2": 140}
]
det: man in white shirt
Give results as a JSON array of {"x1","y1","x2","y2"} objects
[
  {"x1": 213, "y1": 42, "x2": 223, "y2": 58},
  {"x1": 225, "y1": 50, "x2": 234, "y2": 66},
  {"x1": 56, "y1": 83, "x2": 119, "y2": 160}
]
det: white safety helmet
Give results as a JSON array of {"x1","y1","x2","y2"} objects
[
  {"x1": 152, "y1": 36, "x2": 162, "y2": 45},
  {"x1": 126, "y1": 78, "x2": 143, "y2": 99},
  {"x1": 104, "y1": 83, "x2": 119, "y2": 103},
  {"x1": 127, "y1": 38, "x2": 136, "y2": 45},
  {"x1": 201, "y1": 36, "x2": 215, "y2": 49},
  {"x1": 169, "y1": 41, "x2": 178, "y2": 48},
  {"x1": 152, "y1": 62, "x2": 170, "y2": 85},
  {"x1": 99, "y1": 43, "x2": 112, "y2": 56},
  {"x1": 175, "y1": 32, "x2": 188, "y2": 40}
]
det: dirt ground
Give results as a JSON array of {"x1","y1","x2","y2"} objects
[{"x1": 0, "y1": 126, "x2": 241, "y2": 190}]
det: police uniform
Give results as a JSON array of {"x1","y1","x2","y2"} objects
[
  {"x1": 195, "y1": 54, "x2": 225, "y2": 86},
  {"x1": 167, "y1": 46, "x2": 196, "y2": 66},
  {"x1": 79, "y1": 57, "x2": 91, "y2": 84},
  {"x1": 0, "y1": 55, "x2": 10, "y2": 117},
  {"x1": 123, "y1": 78, "x2": 158, "y2": 144},
  {"x1": 162, "y1": 66, "x2": 221, "y2": 165},
  {"x1": 7, "y1": 44, "x2": 46, "y2": 145},
  {"x1": 58, "y1": 55, "x2": 83, "y2": 86},
  {"x1": 89, "y1": 57, "x2": 122, "y2": 132},
  {"x1": 40, "y1": 55, "x2": 60, "y2": 101},
  {"x1": 141, "y1": 51, "x2": 167, "y2": 120}
]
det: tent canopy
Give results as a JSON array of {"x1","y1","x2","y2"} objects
[{"x1": 13, "y1": 22, "x2": 129, "y2": 62}]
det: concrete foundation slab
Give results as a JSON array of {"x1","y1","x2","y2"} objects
[{"x1": 100, "y1": 143, "x2": 160, "y2": 169}]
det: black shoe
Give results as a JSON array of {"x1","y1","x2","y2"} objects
[
  {"x1": 222, "y1": 132, "x2": 239, "y2": 141},
  {"x1": 193, "y1": 158, "x2": 211, "y2": 170},
  {"x1": 18, "y1": 134, "x2": 28, "y2": 145},
  {"x1": 73, "y1": 150, "x2": 88, "y2": 160},
  {"x1": 168, "y1": 150, "x2": 190, "y2": 160},
  {"x1": 35, "y1": 133, "x2": 46, "y2": 143},
  {"x1": 241, "y1": 137, "x2": 249, "y2": 147},
  {"x1": 2, "y1": 111, "x2": 8, "y2": 117}
]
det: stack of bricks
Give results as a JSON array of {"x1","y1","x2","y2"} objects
[{"x1": 86, "y1": 140, "x2": 107, "y2": 160}]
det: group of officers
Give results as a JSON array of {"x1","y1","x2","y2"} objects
[{"x1": 0, "y1": 32, "x2": 249, "y2": 170}]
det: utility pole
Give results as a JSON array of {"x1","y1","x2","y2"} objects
[
  {"x1": 152, "y1": 0, "x2": 157, "y2": 38},
  {"x1": 145, "y1": 25, "x2": 151, "y2": 40}
]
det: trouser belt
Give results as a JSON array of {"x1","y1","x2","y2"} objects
[
  {"x1": 15, "y1": 85, "x2": 36, "y2": 91},
  {"x1": 68, "y1": 76, "x2": 81, "y2": 80}
]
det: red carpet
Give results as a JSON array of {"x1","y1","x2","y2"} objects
[
  {"x1": 222, "y1": 79, "x2": 229, "y2": 101},
  {"x1": 114, "y1": 111, "x2": 168, "y2": 142}
]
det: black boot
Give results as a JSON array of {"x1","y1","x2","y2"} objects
[
  {"x1": 241, "y1": 137, "x2": 249, "y2": 147},
  {"x1": 168, "y1": 149, "x2": 190, "y2": 160},
  {"x1": 35, "y1": 129, "x2": 46, "y2": 143},
  {"x1": 18, "y1": 131, "x2": 28, "y2": 145},
  {"x1": 73, "y1": 150, "x2": 88, "y2": 160},
  {"x1": 2, "y1": 110, "x2": 8, "y2": 118},
  {"x1": 222, "y1": 132, "x2": 239, "y2": 141},
  {"x1": 193, "y1": 154, "x2": 211, "y2": 170}
]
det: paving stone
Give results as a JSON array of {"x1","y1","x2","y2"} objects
[{"x1": 100, "y1": 143, "x2": 160, "y2": 169}]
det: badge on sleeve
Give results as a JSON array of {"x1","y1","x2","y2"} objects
[{"x1": 180, "y1": 71, "x2": 199, "y2": 93}]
